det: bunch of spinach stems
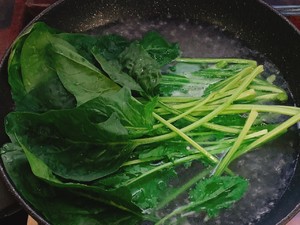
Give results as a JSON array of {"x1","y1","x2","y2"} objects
[{"x1": 1, "y1": 22, "x2": 300, "y2": 225}]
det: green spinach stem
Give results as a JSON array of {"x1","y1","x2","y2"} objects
[{"x1": 213, "y1": 110, "x2": 258, "y2": 176}]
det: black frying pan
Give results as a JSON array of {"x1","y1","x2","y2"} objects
[{"x1": 0, "y1": 0, "x2": 300, "y2": 224}]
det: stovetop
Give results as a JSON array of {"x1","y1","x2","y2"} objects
[{"x1": 0, "y1": 1, "x2": 300, "y2": 225}]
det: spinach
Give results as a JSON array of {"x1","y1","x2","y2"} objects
[
  {"x1": 92, "y1": 52, "x2": 144, "y2": 93},
  {"x1": 2, "y1": 22, "x2": 300, "y2": 225},
  {"x1": 4, "y1": 87, "x2": 157, "y2": 181},
  {"x1": 91, "y1": 31, "x2": 180, "y2": 96},
  {"x1": 80, "y1": 88, "x2": 157, "y2": 137},
  {"x1": 6, "y1": 110, "x2": 133, "y2": 181},
  {"x1": 1, "y1": 145, "x2": 143, "y2": 225},
  {"x1": 20, "y1": 23, "x2": 57, "y2": 93},
  {"x1": 139, "y1": 31, "x2": 180, "y2": 66},
  {"x1": 94, "y1": 162, "x2": 177, "y2": 211},
  {"x1": 155, "y1": 176, "x2": 248, "y2": 224},
  {"x1": 189, "y1": 176, "x2": 248, "y2": 217},
  {"x1": 88, "y1": 34, "x2": 130, "y2": 61},
  {"x1": 49, "y1": 38, "x2": 120, "y2": 105},
  {"x1": 8, "y1": 22, "x2": 76, "y2": 112},
  {"x1": 118, "y1": 42, "x2": 161, "y2": 96}
]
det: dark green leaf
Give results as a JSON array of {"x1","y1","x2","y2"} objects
[
  {"x1": 189, "y1": 176, "x2": 248, "y2": 217},
  {"x1": 119, "y1": 42, "x2": 161, "y2": 96},
  {"x1": 91, "y1": 34, "x2": 130, "y2": 61},
  {"x1": 139, "y1": 31, "x2": 180, "y2": 66},
  {"x1": 80, "y1": 88, "x2": 157, "y2": 137},
  {"x1": 138, "y1": 142, "x2": 197, "y2": 161},
  {"x1": 20, "y1": 23, "x2": 57, "y2": 92},
  {"x1": 49, "y1": 39, "x2": 120, "y2": 105},
  {"x1": 1, "y1": 146, "x2": 142, "y2": 225},
  {"x1": 8, "y1": 22, "x2": 75, "y2": 111},
  {"x1": 92, "y1": 52, "x2": 143, "y2": 92},
  {"x1": 57, "y1": 33, "x2": 99, "y2": 63},
  {"x1": 58, "y1": 33, "x2": 130, "y2": 63},
  {"x1": 5, "y1": 110, "x2": 134, "y2": 181},
  {"x1": 94, "y1": 162, "x2": 177, "y2": 211}
]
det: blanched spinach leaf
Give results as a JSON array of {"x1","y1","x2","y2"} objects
[
  {"x1": 20, "y1": 23, "x2": 57, "y2": 92},
  {"x1": 156, "y1": 176, "x2": 248, "y2": 224},
  {"x1": 80, "y1": 88, "x2": 157, "y2": 137},
  {"x1": 91, "y1": 31, "x2": 179, "y2": 96},
  {"x1": 119, "y1": 42, "x2": 161, "y2": 96},
  {"x1": 8, "y1": 26, "x2": 32, "y2": 106},
  {"x1": 137, "y1": 142, "x2": 197, "y2": 161},
  {"x1": 128, "y1": 167, "x2": 177, "y2": 211},
  {"x1": 5, "y1": 110, "x2": 134, "y2": 182},
  {"x1": 57, "y1": 33, "x2": 99, "y2": 64},
  {"x1": 58, "y1": 33, "x2": 130, "y2": 64},
  {"x1": 92, "y1": 52, "x2": 143, "y2": 92},
  {"x1": 90, "y1": 34, "x2": 130, "y2": 61},
  {"x1": 189, "y1": 176, "x2": 248, "y2": 217},
  {"x1": 1, "y1": 146, "x2": 142, "y2": 225},
  {"x1": 93, "y1": 162, "x2": 177, "y2": 211},
  {"x1": 140, "y1": 31, "x2": 180, "y2": 66},
  {"x1": 49, "y1": 39, "x2": 120, "y2": 105},
  {"x1": 21, "y1": 76, "x2": 76, "y2": 111},
  {"x1": 8, "y1": 22, "x2": 76, "y2": 112},
  {"x1": 4, "y1": 87, "x2": 157, "y2": 181}
]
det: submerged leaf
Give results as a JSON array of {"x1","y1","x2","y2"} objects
[
  {"x1": 189, "y1": 176, "x2": 248, "y2": 217},
  {"x1": 94, "y1": 162, "x2": 177, "y2": 211}
]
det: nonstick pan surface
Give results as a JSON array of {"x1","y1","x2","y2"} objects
[{"x1": 0, "y1": 0, "x2": 300, "y2": 224}]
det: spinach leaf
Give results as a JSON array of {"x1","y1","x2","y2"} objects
[
  {"x1": 189, "y1": 176, "x2": 248, "y2": 217},
  {"x1": 93, "y1": 162, "x2": 177, "y2": 211},
  {"x1": 118, "y1": 42, "x2": 161, "y2": 96},
  {"x1": 138, "y1": 142, "x2": 197, "y2": 161},
  {"x1": 20, "y1": 22, "x2": 58, "y2": 92},
  {"x1": 80, "y1": 88, "x2": 157, "y2": 137},
  {"x1": 128, "y1": 167, "x2": 177, "y2": 211},
  {"x1": 156, "y1": 176, "x2": 248, "y2": 224},
  {"x1": 92, "y1": 52, "x2": 143, "y2": 93},
  {"x1": 15, "y1": 143, "x2": 142, "y2": 212},
  {"x1": 91, "y1": 31, "x2": 180, "y2": 96},
  {"x1": 139, "y1": 31, "x2": 180, "y2": 66},
  {"x1": 7, "y1": 26, "x2": 32, "y2": 106},
  {"x1": 8, "y1": 22, "x2": 76, "y2": 112},
  {"x1": 4, "y1": 87, "x2": 157, "y2": 181},
  {"x1": 57, "y1": 33, "x2": 99, "y2": 64},
  {"x1": 5, "y1": 110, "x2": 134, "y2": 182},
  {"x1": 90, "y1": 34, "x2": 130, "y2": 61},
  {"x1": 21, "y1": 76, "x2": 76, "y2": 112},
  {"x1": 1, "y1": 146, "x2": 142, "y2": 225},
  {"x1": 49, "y1": 39, "x2": 120, "y2": 105},
  {"x1": 58, "y1": 33, "x2": 130, "y2": 64}
]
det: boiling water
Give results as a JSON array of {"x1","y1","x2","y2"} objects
[{"x1": 88, "y1": 19, "x2": 298, "y2": 225}]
